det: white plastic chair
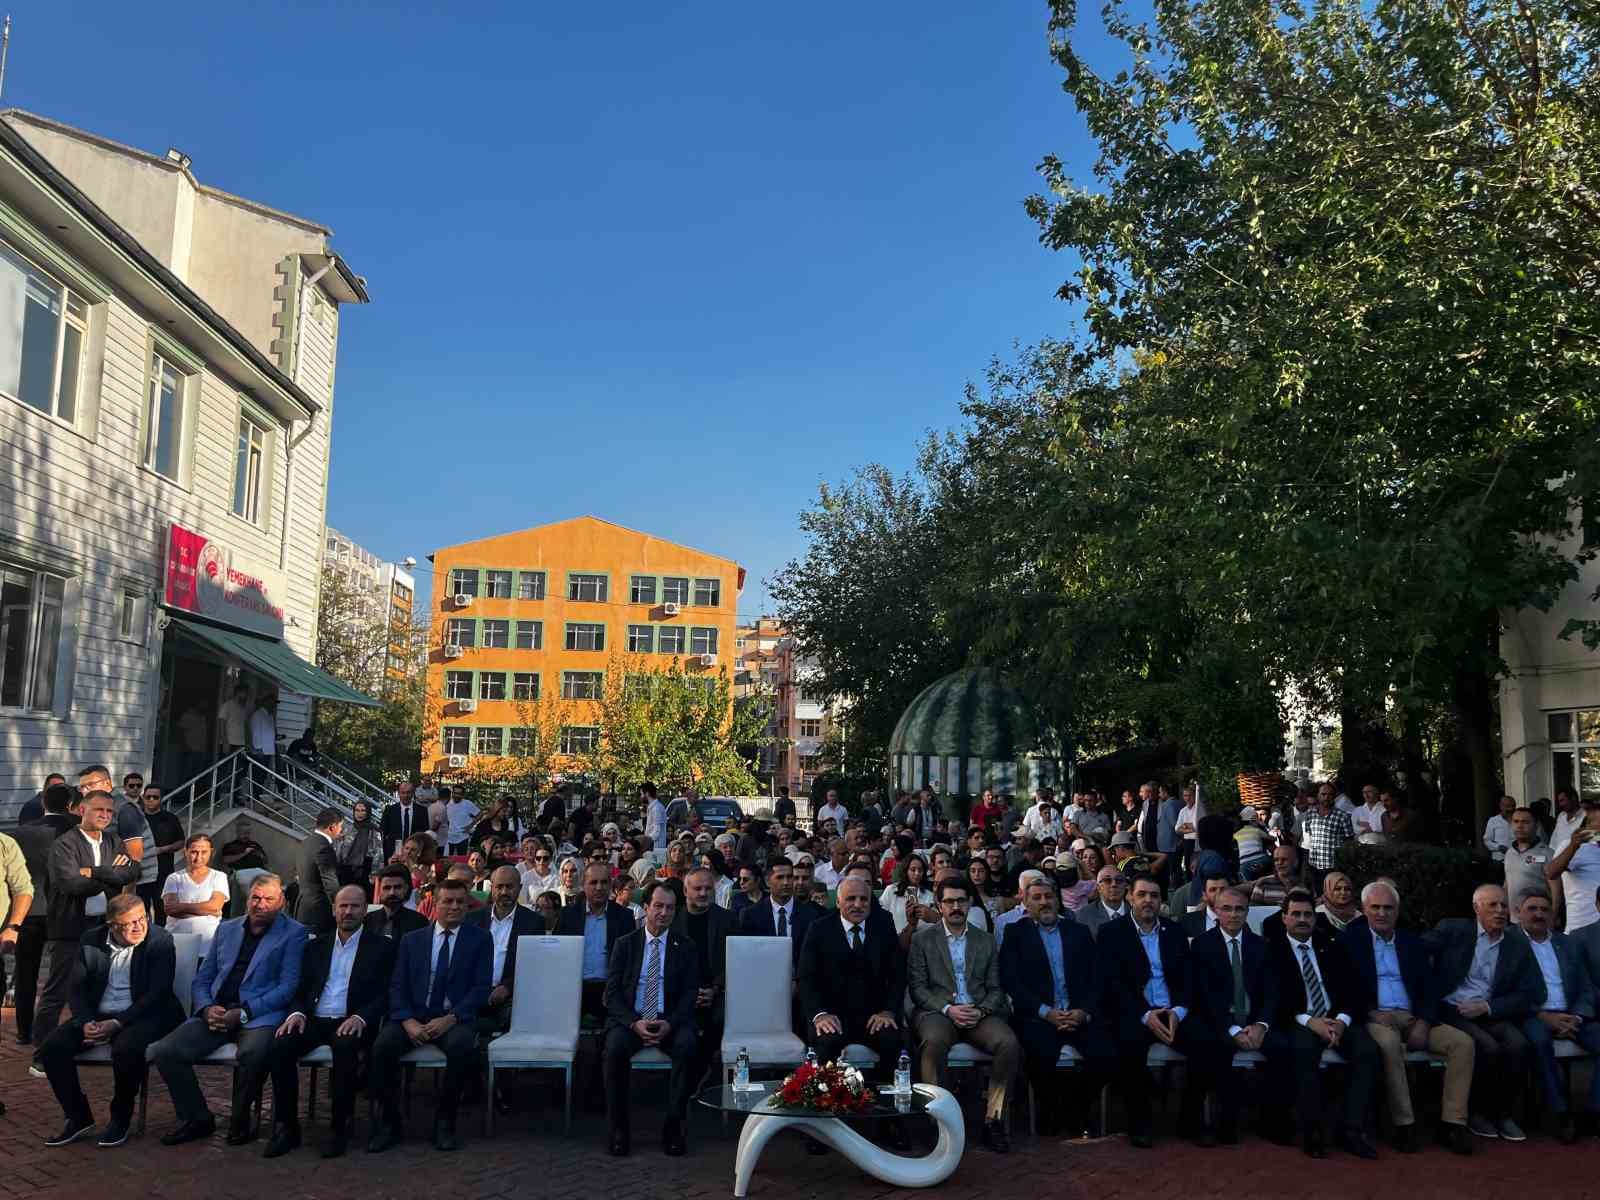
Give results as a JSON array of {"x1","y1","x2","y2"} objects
[
  {"x1": 133, "y1": 933, "x2": 208, "y2": 1134},
  {"x1": 720, "y1": 937, "x2": 806, "y2": 1081},
  {"x1": 485, "y1": 935, "x2": 583, "y2": 1135}
]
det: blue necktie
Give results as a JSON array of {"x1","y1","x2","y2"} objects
[{"x1": 428, "y1": 930, "x2": 453, "y2": 1013}]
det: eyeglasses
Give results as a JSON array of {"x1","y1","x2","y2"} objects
[
  {"x1": 111, "y1": 916, "x2": 148, "y2": 931},
  {"x1": 533, "y1": 855, "x2": 550, "y2": 862},
  {"x1": 938, "y1": 896, "x2": 970, "y2": 906}
]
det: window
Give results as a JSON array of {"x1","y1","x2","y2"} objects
[
  {"x1": 560, "y1": 725, "x2": 599, "y2": 754},
  {"x1": 693, "y1": 577, "x2": 721, "y2": 607},
  {"x1": 481, "y1": 619, "x2": 510, "y2": 648},
  {"x1": 662, "y1": 576, "x2": 689, "y2": 606},
  {"x1": 565, "y1": 622, "x2": 605, "y2": 651},
  {"x1": 1549, "y1": 709, "x2": 1600, "y2": 803},
  {"x1": 477, "y1": 672, "x2": 506, "y2": 701},
  {"x1": 567, "y1": 573, "x2": 608, "y2": 602},
  {"x1": 629, "y1": 575, "x2": 657, "y2": 605},
  {"x1": 0, "y1": 561, "x2": 66, "y2": 712},
  {"x1": 448, "y1": 569, "x2": 479, "y2": 597},
  {"x1": 116, "y1": 589, "x2": 147, "y2": 645},
  {"x1": 627, "y1": 624, "x2": 655, "y2": 653},
  {"x1": 0, "y1": 242, "x2": 87, "y2": 425},
  {"x1": 231, "y1": 413, "x2": 268, "y2": 524},
  {"x1": 658, "y1": 626, "x2": 685, "y2": 655},
  {"x1": 445, "y1": 618, "x2": 475, "y2": 648},
  {"x1": 386, "y1": 651, "x2": 406, "y2": 674},
  {"x1": 444, "y1": 671, "x2": 472, "y2": 700},
  {"x1": 562, "y1": 671, "x2": 604, "y2": 700},
  {"x1": 143, "y1": 351, "x2": 187, "y2": 480},
  {"x1": 484, "y1": 569, "x2": 513, "y2": 599},
  {"x1": 514, "y1": 620, "x2": 543, "y2": 650},
  {"x1": 513, "y1": 672, "x2": 539, "y2": 701},
  {"x1": 441, "y1": 726, "x2": 470, "y2": 755},
  {"x1": 690, "y1": 627, "x2": 719, "y2": 655},
  {"x1": 475, "y1": 727, "x2": 504, "y2": 756},
  {"x1": 508, "y1": 727, "x2": 535, "y2": 756},
  {"x1": 624, "y1": 673, "x2": 657, "y2": 700},
  {"x1": 798, "y1": 718, "x2": 822, "y2": 739},
  {"x1": 517, "y1": 571, "x2": 546, "y2": 600}
]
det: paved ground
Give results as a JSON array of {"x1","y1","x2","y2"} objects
[{"x1": 2, "y1": 1011, "x2": 1598, "y2": 1200}]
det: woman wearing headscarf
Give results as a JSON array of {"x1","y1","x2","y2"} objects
[
  {"x1": 336, "y1": 798, "x2": 382, "y2": 891},
  {"x1": 1316, "y1": 870, "x2": 1360, "y2": 931}
]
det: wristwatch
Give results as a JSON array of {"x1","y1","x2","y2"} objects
[{"x1": 3, "y1": 922, "x2": 20, "y2": 932}]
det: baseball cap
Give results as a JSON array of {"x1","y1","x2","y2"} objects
[{"x1": 1109, "y1": 830, "x2": 1136, "y2": 848}]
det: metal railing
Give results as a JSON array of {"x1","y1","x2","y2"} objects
[
  {"x1": 165, "y1": 749, "x2": 356, "y2": 836},
  {"x1": 299, "y1": 751, "x2": 393, "y2": 810}
]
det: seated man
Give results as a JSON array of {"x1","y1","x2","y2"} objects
[
  {"x1": 367, "y1": 877, "x2": 493, "y2": 1153},
  {"x1": 37, "y1": 895, "x2": 183, "y2": 1148},
  {"x1": 149, "y1": 874, "x2": 307, "y2": 1147},
  {"x1": 1265, "y1": 889, "x2": 1379, "y2": 1159},
  {"x1": 1076, "y1": 865, "x2": 1132, "y2": 941},
  {"x1": 556, "y1": 861, "x2": 636, "y2": 1024},
  {"x1": 997, "y1": 876, "x2": 1115, "y2": 1138},
  {"x1": 1179, "y1": 861, "x2": 1232, "y2": 939},
  {"x1": 671, "y1": 865, "x2": 734, "y2": 1096},
  {"x1": 603, "y1": 881, "x2": 700, "y2": 1157},
  {"x1": 1099, "y1": 873, "x2": 1195, "y2": 1148},
  {"x1": 364, "y1": 864, "x2": 430, "y2": 941},
  {"x1": 266, "y1": 884, "x2": 396, "y2": 1158},
  {"x1": 1428, "y1": 883, "x2": 1544, "y2": 1141},
  {"x1": 1185, "y1": 886, "x2": 1279, "y2": 1145},
  {"x1": 908, "y1": 876, "x2": 1018, "y2": 1152},
  {"x1": 465, "y1": 865, "x2": 546, "y2": 1043},
  {"x1": 1341, "y1": 880, "x2": 1475, "y2": 1155},
  {"x1": 1516, "y1": 887, "x2": 1600, "y2": 1143}
]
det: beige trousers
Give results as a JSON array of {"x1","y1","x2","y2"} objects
[{"x1": 1366, "y1": 1015, "x2": 1475, "y2": 1126}]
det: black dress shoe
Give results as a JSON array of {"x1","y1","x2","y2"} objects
[
  {"x1": 608, "y1": 1130, "x2": 631, "y2": 1157},
  {"x1": 1436, "y1": 1122, "x2": 1472, "y2": 1156},
  {"x1": 1392, "y1": 1124, "x2": 1418, "y2": 1154},
  {"x1": 1338, "y1": 1128, "x2": 1378, "y2": 1160},
  {"x1": 983, "y1": 1119, "x2": 1011, "y2": 1153},
  {"x1": 662, "y1": 1120, "x2": 686, "y2": 1157},
  {"x1": 366, "y1": 1122, "x2": 402, "y2": 1154},
  {"x1": 45, "y1": 1117, "x2": 97, "y2": 1147},
  {"x1": 225, "y1": 1121, "x2": 256, "y2": 1147},
  {"x1": 1557, "y1": 1115, "x2": 1579, "y2": 1145},
  {"x1": 432, "y1": 1122, "x2": 459, "y2": 1152},
  {"x1": 161, "y1": 1117, "x2": 217, "y2": 1147},
  {"x1": 1303, "y1": 1131, "x2": 1327, "y2": 1159},
  {"x1": 321, "y1": 1128, "x2": 349, "y2": 1159},
  {"x1": 263, "y1": 1124, "x2": 301, "y2": 1158}
]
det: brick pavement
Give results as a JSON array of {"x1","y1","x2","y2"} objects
[{"x1": 2, "y1": 1011, "x2": 1597, "y2": 1200}]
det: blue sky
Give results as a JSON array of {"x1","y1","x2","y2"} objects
[{"x1": 11, "y1": 2, "x2": 1115, "y2": 614}]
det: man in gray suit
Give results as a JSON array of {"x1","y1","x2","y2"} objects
[
  {"x1": 1428, "y1": 883, "x2": 1545, "y2": 1141},
  {"x1": 1517, "y1": 888, "x2": 1600, "y2": 1142},
  {"x1": 1076, "y1": 865, "x2": 1133, "y2": 940},
  {"x1": 908, "y1": 875, "x2": 1019, "y2": 1152}
]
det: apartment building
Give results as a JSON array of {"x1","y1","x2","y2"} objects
[
  {"x1": 423, "y1": 516, "x2": 743, "y2": 777},
  {"x1": 324, "y1": 526, "x2": 416, "y2": 680},
  {"x1": 0, "y1": 111, "x2": 371, "y2": 815},
  {"x1": 773, "y1": 634, "x2": 836, "y2": 795}
]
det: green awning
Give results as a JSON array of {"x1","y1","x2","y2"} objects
[{"x1": 170, "y1": 614, "x2": 380, "y2": 707}]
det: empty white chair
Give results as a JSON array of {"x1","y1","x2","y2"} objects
[
  {"x1": 134, "y1": 934, "x2": 207, "y2": 1134},
  {"x1": 720, "y1": 937, "x2": 805, "y2": 1084},
  {"x1": 485, "y1": 935, "x2": 583, "y2": 1134}
]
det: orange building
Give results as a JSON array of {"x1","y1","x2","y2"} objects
[{"x1": 422, "y1": 516, "x2": 744, "y2": 778}]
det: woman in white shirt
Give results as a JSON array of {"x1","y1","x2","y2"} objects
[
  {"x1": 883, "y1": 852, "x2": 936, "y2": 933},
  {"x1": 161, "y1": 834, "x2": 230, "y2": 945}
]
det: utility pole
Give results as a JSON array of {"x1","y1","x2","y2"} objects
[{"x1": 0, "y1": 17, "x2": 11, "y2": 101}]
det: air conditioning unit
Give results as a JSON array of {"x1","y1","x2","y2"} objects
[
  {"x1": 662, "y1": 602, "x2": 681, "y2": 616},
  {"x1": 458, "y1": 698, "x2": 478, "y2": 712},
  {"x1": 447, "y1": 754, "x2": 467, "y2": 768},
  {"x1": 696, "y1": 653, "x2": 718, "y2": 667},
  {"x1": 454, "y1": 593, "x2": 473, "y2": 608},
  {"x1": 444, "y1": 644, "x2": 464, "y2": 659}
]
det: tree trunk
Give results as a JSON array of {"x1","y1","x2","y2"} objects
[{"x1": 1451, "y1": 617, "x2": 1502, "y2": 839}]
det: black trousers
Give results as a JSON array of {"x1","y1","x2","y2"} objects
[
  {"x1": 1015, "y1": 1015, "x2": 1115, "y2": 1132},
  {"x1": 34, "y1": 935, "x2": 93, "y2": 1044},
  {"x1": 270, "y1": 1016, "x2": 378, "y2": 1129},
  {"x1": 11, "y1": 916, "x2": 47, "y2": 1041},
  {"x1": 1442, "y1": 1013, "x2": 1528, "y2": 1120},
  {"x1": 38, "y1": 1012, "x2": 179, "y2": 1124},
  {"x1": 368, "y1": 1018, "x2": 478, "y2": 1125},
  {"x1": 812, "y1": 1018, "x2": 905, "y2": 1085},
  {"x1": 1265, "y1": 1021, "x2": 1378, "y2": 1133},
  {"x1": 1185, "y1": 1029, "x2": 1269, "y2": 1132},
  {"x1": 602, "y1": 1022, "x2": 698, "y2": 1136},
  {"x1": 1116, "y1": 1021, "x2": 1201, "y2": 1134},
  {"x1": 149, "y1": 1018, "x2": 276, "y2": 1125}
]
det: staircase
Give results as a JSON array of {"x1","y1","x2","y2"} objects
[{"x1": 164, "y1": 749, "x2": 391, "y2": 838}]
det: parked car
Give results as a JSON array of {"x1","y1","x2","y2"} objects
[{"x1": 687, "y1": 796, "x2": 747, "y2": 832}]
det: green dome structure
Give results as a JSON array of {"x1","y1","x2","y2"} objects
[{"x1": 888, "y1": 667, "x2": 1064, "y2": 799}]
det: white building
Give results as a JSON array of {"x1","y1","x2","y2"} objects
[{"x1": 0, "y1": 111, "x2": 371, "y2": 816}]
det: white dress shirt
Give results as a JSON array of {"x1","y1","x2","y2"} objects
[
  {"x1": 488, "y1": 907, "x2": 517, "y2": 984},
  {"x1": 1527, "y1": 933, "x2": 1568, "y2": 1012},
  {"x1": 1221, "y1": 932, "x2": 1267, "y2": 1036},
  {"x1": 1552, "y1": 810, "x2": 1583, "y2": 853},
  {"x1": 248, "y1": 706, "x2": 277, "y2": 755},
  {"x1": 813, "y1": 861, "x2": 844, "y2": 889},
  {"x1": 769, "y1": 897, "x2": 795, "y2": 936},
  {"x1": 817, "y1": 802, "x2": 848, "y2": 832},
  {"x1": 313, "y1": 927, "x2": 363, "y2": 1019}
]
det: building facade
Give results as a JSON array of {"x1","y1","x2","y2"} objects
[
  {"x1": 772, "y1": 634, "x2": 836, "y2": 796},
  {"x1": 324, "y1": 526, "x2": 416, "y2": 681},
  {"x1": 422, "y1": 516, "x2": 743, "y2": 779},
  {"x1": 0, "y1": 111, "x2": 369, "y2": 816}
]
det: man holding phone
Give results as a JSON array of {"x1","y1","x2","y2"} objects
[{"x1": 1547, "y1": 798, "x2": 1600, "y2": 933}]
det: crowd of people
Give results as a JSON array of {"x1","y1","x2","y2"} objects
[{"x1": 3, "y1": 768, "x2": 1600, "y2": 1171}]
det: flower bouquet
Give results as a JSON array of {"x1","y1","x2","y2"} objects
[{"x1": 771, "y1": 1061, "x2": 874, "y2": 1114}]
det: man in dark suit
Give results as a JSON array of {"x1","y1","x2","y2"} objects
[
  {"x1": 367, "y1": 877, "x2": 493, "y2": 1153},
  {"x1": 737, "y1": 858, "x2": 822, "y2": 955},
  {"x1": 464, "y1": 865, "x2": 546, "y2": 1038},
  {"x1": 798, "y1": 875, "x2": 906, "y2": 1078},
  {"x1": 1099, "y1": 873, "x2": 1197, "y2": 1147},
  {"x1": 1342, "y1": 882, "x2": 1475, "y2": 1154},
  {"x1": 1185, "y1": 886, "x2": 1279, "y2": 1145},
  {"x1": 11, "y1": 782, "x2": 76, "y2": 1047},
  {"x1": 266, "y1": 884, "x2": 395, "y2": 1158},
  {"x1": 1515, "y1": 888, "x2": 1600, "y2": 1142},
  {"x1": 556, "y1": 861, "x2": 637, "y2": 1023},
  {"x1": 294, "y1": 808, "x2": 345, "y2": 935},
  {"x1": 35, "y1": 894, "x2": 184, "y2": 1147},
  {"x1": 672, "y1": 865, "x2": 734, "y2": 1095},
  {"x1": 1428, "y1": 883, "x2": 1544, "y2": 1140},
  {"x1": 364, "y1": 864, "x2": 429, "y2": 941},
  {"x1": 998, "y1": 874, "x2": 1115, "y2": 1137},
  {"x1": 1178, "y1": 865, "x2": 1232, "y2": 940},
  {"x1": 149, "y1": 873, "x2": 309, "y2": 1147},
  {"x1": 36, "y1": 790, "x2": 139, "y2": 1044},
  {"x1": 1264, "y1": 889, "x2": 1379, "y2": 1158},
  {"x1": 379, "y1": 782, "x2": 429, "y2": 862},
  {"x1": 602, "y1": 880, "x2": 701, "y2": 1157}
]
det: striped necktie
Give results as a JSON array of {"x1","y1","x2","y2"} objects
[
  {"x1": 1297, "y1": 942, "x2": 1327, "y2": 1017},
  {"x1": 641, "y1": 936, "x2": 662, "y2": 1019}
]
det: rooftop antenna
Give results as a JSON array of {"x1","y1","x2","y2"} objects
[{"x1": 0, "y1": 17, "x2": 11, "y2": 100}]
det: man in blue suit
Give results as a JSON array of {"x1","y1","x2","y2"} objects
[
  {"x1": 1517, "y1": 887, "x2": 1600, "y2": 1143},
  {"x1": 149, "y1": 873, "x2": 308, "y2": 1147},
  {"x1": 367, "y1": 877, "x2": 492, "y2": 1154}
]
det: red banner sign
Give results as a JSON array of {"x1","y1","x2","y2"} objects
[{"x1": 163, "y1": 522, "x2": 287, "y2": 638}]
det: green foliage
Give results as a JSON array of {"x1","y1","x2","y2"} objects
[{"x1": 1334, "y1": 841, "x2": 1500, "y2": 930}]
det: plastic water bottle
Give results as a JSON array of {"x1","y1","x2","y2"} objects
[
  {"x1": 734, "y1": 1046, "x2": 751, "y2": 1090},
  {"x1": 895, "y1": 1050, "x2": 912, "y2": 1095},
  {"x1": 805, "y1": 1047, "x2": 819, "y2": 1068}
]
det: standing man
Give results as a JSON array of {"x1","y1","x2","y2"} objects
[
  {"x1": 367, "y1": 877, "x2": 492, "y2": 1153},
  {"x1": 1551, "y1": 787, "x2": 1583, "y2": 853},
  {"x1": 672, "y1": 865, "x2": 733, "y2": 1097},
  {"x1": 18, "y1": 772, "x2": 66, "y2": 823},
  {"x1": 1300, "y1": 783, "x2": 1355, "y2": 889},
  {"x1": 149, "y1": 874, "x2": 308, "y2": 1147},
  {"x1": 1482, "y1": 794, "x2": 1517, "y2": 861},
  {"x1": 140, "y1": 784, "x2": 187, "y2": 924},
  {"x1": 736, "y1": 857, "x2": 821, "y2": 968},
  {"x1": 267, "y1": 884, "x2": 396, "y2": 1158},
  {"x1": 11, "y1": 782, "x2": 77, "y2": 1047},
  {"x1": 1546, "y1": 797, "x2": 1600, "y2": 932},
  {"x1": 364, "y1": 864, "x2": 429, "y2": 939},
  {"x1": 815, "y1": 789, "x2": 850, "y2": 839},
  {"x1": 379, "y1": 781, "x2": 428, "y2": 863},
  {"x1": 642, "y1": 782, "x2": 668, "y2": 854},
  {"x1": 35, "y1": 894, "x2": 183, "y2": 1148},
  {"x1": 294, "y1": 808, "x2": 345, "y2": 935},
  {"x1": 1503, "y1": 807, "x2": 1555, "y2": 921},
  {"x1": 248, "y1": 694, "x2": 279, "y2": 798},
  {"x1": 772, "y1": 786, "x2": 796, "y2": 826},
  {"x1": 36, "y1": 791, "x2": 138, "y2": 1044},
  {"x1": 813, "y1": 838, "x2": 850, "y2": 891},
  {"x1": 908, "y1": 876, "x2": 1018, "y2": 1152},
  {"x1": 603, "y1": 881, "x2": 701, "y2": 1157},
  {"x1": 0, "y1": 828, "x2": 35, "y2": 1059},
  {"x1": 443, "y1": 789, "x2": 480, "y2": 856},
  {"x1": 1515, "y1": 887, "x2": 1600, "y2": 1143},
  {"x1": 219, "y1": 684, "x2": 252, "y2": 760},
  {"x1": 116, "y1": 772, "x2": 158, "y2": 911}
]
